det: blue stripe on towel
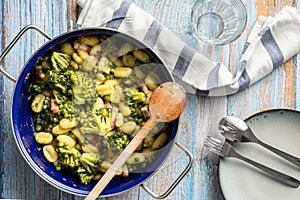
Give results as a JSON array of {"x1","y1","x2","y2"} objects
[
  {"x1": 259, "y1": 26, "x2": 284, "y2": 69},
  {"x1": 234, "y1": 59, "x2": 247, "y2": 76},
  {"x1": 195, "y1": 89, "x2": 209, "y2": 96},
  {"x1": 143, "y1": 20, "x2": 164, "y2": 48},
  {"x1": 242, "y1": 42, "x2": 250, "y2": 55},
  {"x1": 195, "y1": 89, "x2": 209, "y2": 97},
  {"x1": 237, "y1": 60, "x2": 250, "y2": 92},
  {"x1": 105, "y1": 0, "x2": 132, "y2": 29},
  {"x1": 206, "y1": 63, "x2": 221, "y2": 89},
  {"x1": 173, "y1": 45, "x2": 195, "y2": 79}
]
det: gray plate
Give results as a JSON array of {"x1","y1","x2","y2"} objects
[{"x1": 219, "y1": 109, "x2": 300, "y2": 200}]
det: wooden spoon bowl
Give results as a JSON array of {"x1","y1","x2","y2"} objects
[{"x1": 149, "y1": 82, "x2": 187, "y2": 122}]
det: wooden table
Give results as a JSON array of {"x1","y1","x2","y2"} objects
[{"x1": 0, "y1": 0, "x2": 299, "y2": 199}]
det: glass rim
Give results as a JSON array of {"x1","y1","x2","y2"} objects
[{"x1": 190, "y1": 0, "x2": 248, "y2": 45}]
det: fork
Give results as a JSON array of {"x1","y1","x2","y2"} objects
[{"x1": 204, "y1": 136, "x2": 300, "y2": 188}]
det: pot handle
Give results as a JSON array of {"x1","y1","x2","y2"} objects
[
  {"x1": 141, "y1": 141, "x2": 194, "y2": 199},
  {"x1": 0, "y1": 25, "x2": 52, "y2": 82}
]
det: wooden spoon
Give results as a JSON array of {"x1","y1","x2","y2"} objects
[{"x1": 85, "y1": 82, "x2": 187, "y2": 200}]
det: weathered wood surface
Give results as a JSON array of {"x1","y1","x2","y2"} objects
[{"x1": 0, "y1": 0, "x2": 299, "y2": 199}]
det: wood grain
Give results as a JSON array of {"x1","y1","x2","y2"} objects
[{"x1": 0, "y1": 0, "x2": 299, "y2": 199}]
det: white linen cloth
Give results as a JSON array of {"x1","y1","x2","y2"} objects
[{"x1": 76, "y1": 0, "x2": 300, "y2": 96}]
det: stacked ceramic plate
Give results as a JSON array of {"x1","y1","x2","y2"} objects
[{"x1": 219, "y1": 109, "x2": 300, "y2": 200}]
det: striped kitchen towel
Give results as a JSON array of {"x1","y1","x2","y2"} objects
[{"x1": 76, "y1": 0, "x2": 300, "y2": 96}]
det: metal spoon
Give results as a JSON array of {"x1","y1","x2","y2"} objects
[
  {"x1": 218, "y1": 116, "x2": 300, "y2": 167},
  {"x1": 85, "y1": 82, "x2": 187, "y2": 200}
]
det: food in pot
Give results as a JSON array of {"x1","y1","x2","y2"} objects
[{"x1": 29, "y1": 34, "x2": 170, "y2": 185}]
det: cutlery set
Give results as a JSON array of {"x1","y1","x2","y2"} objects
[{"x1": 204, "y1": 116, "x2": 300, "y2": 188}]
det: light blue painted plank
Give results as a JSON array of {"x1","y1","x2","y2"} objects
[{"x1": 0, "y1": 0, "x2": 5, "y2": 197}]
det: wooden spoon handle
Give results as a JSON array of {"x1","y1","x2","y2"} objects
[{"x1": 85, "y1": 118, "x2": 157, "y2": 200}]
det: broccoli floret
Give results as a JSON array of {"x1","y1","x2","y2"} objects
[
  {"x1": 80, "y1": 153, "x2": 100, "y2": 169},
  {"x1": 124, "y1": 87, "x2": 146, "y2": 105},
  {"x1": 78, "y1": 172, "x2": 95, "y2": 185},
  {"x1": 71, "y1": 71, "x2": 97, "y2": 105},
  {"x1": 53, "y1": 90, "x2": 67, "y2": 105},
  {"x1": 103, "y1": 132, "x2": 132, "y2": 152},
  {"x1": 56, "y1": 144, "x2": 101, "y2": 185},
  {"x1": 131, "y1": 92, "x2": 146, "y2": 103},
  {"x1": 122, "y1": 87, "x2": 147, "y2": 125},
  {"x1": 80, "y1": 121, "x2": 101, "y2": 135},
  {"x1": 75, "y1": 105, "x2": 112, "y2": 135},
  {"x1": 57, "y1": 145, "x2": 82, "y2": 169},
  {"x1": 45, "y1": 68, "x2": 74, "y2": 95},
  {"x1": 76, "y1": 107, "x2": 102, "y2": 134},
  {"x1": 41, "y1": 52, "x2": 73, "y2": 95},
  {"x1": 94, "y1": 107, "x2": 112, "y2": 132},
  {"x1": 78, "y1": 153, "x2": 101, "y2": 184},
  {"x1": 51, "y1": 52, "x2": 71, "y2": 72}
]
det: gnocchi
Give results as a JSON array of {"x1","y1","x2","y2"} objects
[
  {"x1": 119, "y1": 121, "x2": 137, "y2": 134},
  {"x1": 43, "y1": 145, "x2": 58, "y2": 163},
  {"x1": 70, "y1": 60, "x2": 79, "y2": 69},
  {"x1": 31, "y1": 94, "x2": 45, "y2": 113},
  {"x1": 89, "y1": 44, "x2": 102, "y2": 55},
  {"x1": 117, "y1": 43, "x2": 133, "y2": 57},
  {"x1": 77, "y1": 49, "x2": 89, "y2": 60},
  {"x1": 115, "y1": 113, "x2": 124, "y2": 127},
  {"x1": 82, "y1": 55, "x2": 97, "y2": 72},
  {"x1": 110, "y1": 85, "x2": 123, "y2": 104},
  {"x1": 72, "y1": 52, "x2": 83, "y2": 64},
  {"x1": 59, "y1": 118, "x2": 78, "y2": 129},
  {"x1": 118, "y1": 102, "x2": 131, "y2": 116},
  {"x1": 145, "y1": 74, "x2": 159, "y2": 91},
  {"x1": 133, "y1": 49, "x2": 150, "y2": 62},
  {"x1": 104, "y1": 78, "x2": 119, "y2": 86},
  {"x1": 60, "y1": 43, "x2": 75, "y2": 55},
  {"x1": 114, "y1": 67, "x2": 132, "y2": 78},
  {"x1": 97, "y1": 56, "x2": 111, "y2": 74},
  {"x1": 143, "y1": 136, "x2": 155, "y2": 148},
  {"x1": 112, "y1": 58, "x2": 123, "y2": 68},
  {"x1": 52, "y1": 124, "x2": 71, "y2": 135},
  {"x1": 96, "y1": 84, "x2": 115, "y2": 96},
  {"x1": 126, "y1": 153, "x2": 146, "y2": 164},
  {"x1": 152, "y1": 132, "x2": 168, "y2": 150},
  {"x1": 35, "y1": 132, "x2": 53, "y2": 144},
  {"x1": 79, "y1": 35, "x2": 99, "y2": 46},
  {"x1": 57, "y1": 134, "x2": 76, "y2": 148},
  {"x1": 122, "y1": 54, "x2": 136, "y2": 67}
]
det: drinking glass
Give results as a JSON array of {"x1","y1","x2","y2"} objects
[{"x1": 191, "y1": 0, "x2": 247, "y2": 45}]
